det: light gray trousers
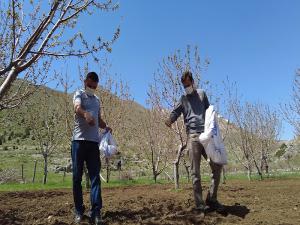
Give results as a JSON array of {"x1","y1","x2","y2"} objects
[{"x1": 188, "y1": 133, "x2": 223, "y2": 207}]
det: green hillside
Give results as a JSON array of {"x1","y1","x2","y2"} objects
[
  {"x1": 0, "y1": 81, "x2": 299, "y2": 184},
  {"x1": 0, "y1": 82, "x2": 149, "y2": 183}
]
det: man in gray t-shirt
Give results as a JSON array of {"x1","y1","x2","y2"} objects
[
  {"x1": 165, "y1": 71, "x2": 224, "y2": 213},
  {"x1": 71, "y1": 72, "x2": 111, "y2": 225}
]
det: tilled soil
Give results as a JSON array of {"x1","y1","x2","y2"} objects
[{"x1": 0, "y1": 178, "x2": 299, "y2": 225}]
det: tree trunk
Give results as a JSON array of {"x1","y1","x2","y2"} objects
[
  {"x1": 153, "y1": 172, "x2": 157, "y2": 183},
  {"x1": 247, "y1": 165, "x2": 252, "y2": 181},
  {"x1": 263, "y1": 157, "x2": 269, "y2": 178},
  {"x1": 21, "y1": 164, "x2": 24, "y2": 182},
  {"x1": 152, "y1": 161, "x2": 158, "y2": 183},
  {"x1": 183, "y1": 159, "x2": 190, "y2": 182},
  {"x1": 174, "y1": 162, "x2": 179, "y2": 189},
  {"x1": 63, "y1": 171, "x2": 66, "y2": 182},
  {"x1": 265, "y1": 164, "x2": 269, "y2": 178},
  {"x1": 253, "y1": 159, "x2": 263, "y2": 180},
  {"x1": 32, "y1": 160, "x2": 37, "y2": 183},
  {"x1": 184, "y1": 164, "x2": 190, "y2": 182},
  {"x1": 173, "y1": 145, "x2": 186, "y2": 189},
  {"x1": 222, "y1": 166, "x2": 226, "y2": 184},
  {"x1": 106, "y1": 159, "x2": 110, "y2": 183},
  {"x1": 43, "y1": 156, "x2": 48, "y2": 184}
]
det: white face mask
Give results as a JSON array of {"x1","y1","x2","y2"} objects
[
  {"x1": 85, "y1": 87, "x2": 95, "y2": 96},
  {"x1": 185, "y1": 85, "x2": 194, "y2": 95}
]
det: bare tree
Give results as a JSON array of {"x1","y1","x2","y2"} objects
[
  {"x1": 0, "y1": 0, "x2": 120, "y2": 110},
  {"x1": 148, "y1": 45, "x2": 208, "y2": 188},
  {"x1": 282, "y1": 72, "x2": 300, "y2": 137},
  {"x1": 26, "y1": 88, "x2": 65, "y2": 184},
  {"x1": 138, "y1": 108, "x2": 173, "y2": 183},
  {"x1": 226, "y1": 83, "x2": 281, "y2": 180},
  {"x1": 254, "y1": 103, "x2": 281, "y2": 177},
  {"x1": 143, "y1": 81, "x2": 177, "y2": 183}
]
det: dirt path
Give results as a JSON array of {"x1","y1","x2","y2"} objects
[{"x1": 0, "y1": 178, "x2": 299, "y2": 225}]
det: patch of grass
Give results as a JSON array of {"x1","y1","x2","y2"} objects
[
  {"x1": 0, "y1": 179, "x2": 73, "y2": 192},
  {"x1": 223, "y1": 171, "x2": 300, "y2": 181},
  {"x1": 267, "y1": 171, "x2": 300, "y2": 179},
  {"x1": 1, "y1": 171, "x2": 300, "y2": 192}
]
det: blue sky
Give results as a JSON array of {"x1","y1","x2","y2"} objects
[{"x1": 51, "y1": 0, "x2": 300, "y2": 140}]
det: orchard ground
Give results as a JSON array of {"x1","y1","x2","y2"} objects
[{"x1": 0, "y1": 177, "x2": 300, "y2": 225}]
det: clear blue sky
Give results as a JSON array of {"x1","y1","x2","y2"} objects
[{"x1": 53, "y1": 0, "x2": 300, "y2": 140}]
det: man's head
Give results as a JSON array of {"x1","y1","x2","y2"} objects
[
  {"x1": 181, "y1": 71, "x2": 195, "y2": 94},
  {"x1": 84, "y1": 72, "x2": 99, "y2": 96}
]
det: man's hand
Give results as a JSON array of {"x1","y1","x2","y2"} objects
[
  {"x1": 74, "y1": 104, "x2": 96, "y2": 126},
  {"x1": 84, "y1": 111, "x2": 96, "y2": 126},
  {"x1": 105, "y1": 126, "x2": 113, "y2": 134},
  {"x1": 165, "y1": 119, "x2": 172, "y2": 128}
]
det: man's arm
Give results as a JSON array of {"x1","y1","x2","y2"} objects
[
  {"x1": 165, "y1": 98, "x2": 183, "y2": 127},
  {"x1": 74, "y1": 104, "x2": 96, "y2": 126},
  {"x1": 98, "y1": 117, "x2": 107, "y2": 129},
  {"x1": 73, "y1": 91, "x2": 96, "y2": 126}
]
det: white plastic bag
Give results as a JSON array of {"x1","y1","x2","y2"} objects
[
  {"x1": 199, "y1": 105, "x2": 227, "y2": 165},
  {"x1": 99, "y1": 131, "x2": 117, "y2": 158}
]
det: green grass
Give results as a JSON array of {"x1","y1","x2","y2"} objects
[
  {"x1": 0, "y1": 176, "x2": 167, "y2": 192},
  {"x1": 0, "y1": 181, "x2": 73, "y2": 192},
  {"x1": 1, "y1": 171, "x2": 300, "y2": 192},
  {"x1": 222, "y1": 171, "x2": 300, "y2": 181}
]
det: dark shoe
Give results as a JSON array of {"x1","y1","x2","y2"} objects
[
  {"x1": 74, "y1": 214, "x2": 83, "y2": 224},
  {"x1": 195, "y1": 204, "x2": 209, "y2": 213},
  {"x1": 95, "y1": 215, "x2": 102, "y2": 225},
  {"x1": 90, "y1": 215, "x2": 102, "y2": 225},
  {"x1": 206, "y1": 200, "x2": 225, "y2": 212}
]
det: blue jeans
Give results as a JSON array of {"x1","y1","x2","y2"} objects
[{"x1": 71, "y1": 140, "x2": 102, "y2": 217}]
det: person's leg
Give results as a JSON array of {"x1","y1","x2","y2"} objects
[
  {"x1": 188, "y1": 134, "x2": 204, "y2": 208},
  {"x1": 206, "y1": 160, "x2": 224, "y2": 211},
  {"x1": 208, "y1": 160, "x2": 222, "y2": 201},
  {"x1": 71, "y1": 141, "x2": 85, "y2": 216},
  {"x1": 85, "y1": 141, "x2": 102, "y2": 219}
]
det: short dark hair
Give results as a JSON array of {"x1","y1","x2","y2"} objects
[
  {"x1": 181, "y1": 71, "x2": 194, "y2": 83},
  {"x1": 85, "y1": 72, "x2": 99, "y2": 83}
]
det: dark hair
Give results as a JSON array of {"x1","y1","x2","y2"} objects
[
  {"x1": 181, "y1": 71, "x2": 194, "y2": 83},
  {"x1": 85, "y1": 72, "x2": 99, "y2": 83}
]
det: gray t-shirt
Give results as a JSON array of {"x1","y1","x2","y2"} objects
[
  {"x1": 72, "y1": 89, "x2": 100, "y2": 143},
  {"x1": 169, "y1": 89, "x2": 210, "y2": 134}
]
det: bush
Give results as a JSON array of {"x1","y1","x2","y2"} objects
[
  {"x1": 275, "y1": 149, "x2": 286, "y2": 158},
  {"x1": 280, "y1": 143, "x2": 288, "y2": 150}
]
